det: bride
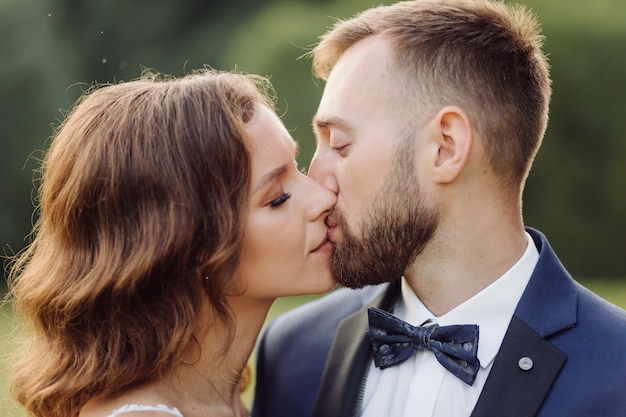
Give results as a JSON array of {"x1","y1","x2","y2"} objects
[{"x1": 7, "y1": 69, "x2": 336, "y2": 417}]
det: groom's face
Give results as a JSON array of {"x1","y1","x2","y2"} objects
[
  {"x1": 324, "y1": 141, "x2": 439, "y2": 288},
  {"x1": 309, "y1": 36, "x2": 439, "y2": 288}
]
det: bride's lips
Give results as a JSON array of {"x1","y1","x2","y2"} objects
[
  {"x1": 311, "y1": 234, "x2": 333, "y2": 253},
  {"x1": 312, "y1": 212, "x2": 339, "y2": 253}
]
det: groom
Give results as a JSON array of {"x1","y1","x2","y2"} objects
[{"x1": 252, "y1": 1, "x2": 626, "y2": 416}]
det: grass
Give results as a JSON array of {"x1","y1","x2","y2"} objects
[{"x1": 2, "y1": 280, "x2": 625, "y2": 416}]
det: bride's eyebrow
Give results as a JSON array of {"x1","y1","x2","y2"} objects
[
  {"x1": 253, "y1": 165, "x2": 289, "y2": 195},
  {"x1": 253, "y1": 139, "x2": 300, "y2": 195}
]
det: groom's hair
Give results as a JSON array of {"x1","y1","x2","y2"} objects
[{"x1": 310, "y1": 0, "x2": 551, "y2": 190}]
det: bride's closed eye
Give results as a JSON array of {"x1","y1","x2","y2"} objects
[{"x1": 269, "y1": 192, "x2": 292, "y2": 207}]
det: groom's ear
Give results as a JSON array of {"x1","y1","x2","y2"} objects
[{"x1": 431, "y1": 106, "x2": 473, "y2": 184}]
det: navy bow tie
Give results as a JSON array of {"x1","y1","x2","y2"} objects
[{"x1": 367, "y1": 307, "x2": 480, "y2": 385}]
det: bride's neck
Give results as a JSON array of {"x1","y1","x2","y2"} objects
[{"x1": 179, "y1": 297, "x2": 274, "y2": 413}]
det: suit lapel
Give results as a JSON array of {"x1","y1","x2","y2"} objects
[
  {"x1": 470, "y1": 316, "x2": 566, "y2": 417},
  {"x1": 472, "y1": 229, "x2": 576, "y2": 416},
  {"x1": 312, "y1": 281, "x2": 400, "y2": 417}
]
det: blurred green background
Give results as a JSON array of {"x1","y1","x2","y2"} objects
[
  {"x1": 0, "y1": 0, "x2": 624, "y2": 415},
  {"x1": 1, "y1": 0, "x2": 625, "y2": 281}
]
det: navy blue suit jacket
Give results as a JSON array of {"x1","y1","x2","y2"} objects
[{"x1": 252, "y1": 228, "x2": 626, "y2": 416}]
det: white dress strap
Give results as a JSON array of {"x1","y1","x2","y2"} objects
[{"x1": 106, "y1": 404, "x2": 183, "y2": 417}]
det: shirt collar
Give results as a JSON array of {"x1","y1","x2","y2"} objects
[{"x1": 396, "y1": 232, "x2": 539, "y2": 369}]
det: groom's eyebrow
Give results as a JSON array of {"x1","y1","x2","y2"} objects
[{"x1": 313, "y1": 115, "x2": 351, "y2": 132}]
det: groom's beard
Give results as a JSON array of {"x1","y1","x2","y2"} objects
[{"x1": 329, "y1": 152, "x2": 438, "y2": 289}]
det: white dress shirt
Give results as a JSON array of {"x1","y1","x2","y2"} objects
[{"x1": 360, "y1": 233, "x2": 539, "y2": 417}]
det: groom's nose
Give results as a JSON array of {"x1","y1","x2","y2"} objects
[{"x1": 308, "y1": 150, "x2": 339, "y2": 195}]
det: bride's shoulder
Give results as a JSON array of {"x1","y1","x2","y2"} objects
[
  {"x1": 79, "y1": 382, "x2": 183, "y2": 417},
  {"x1": 80, "y1": 395, "x2": 183, "y2": 417},
  {"x1": 102, "y1": 404, "x2": 184, "y2": 417}
]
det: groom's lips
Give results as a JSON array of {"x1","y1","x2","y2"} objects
[{"x1": 326, "y1": 216, "x2": 339, "y2": 242}]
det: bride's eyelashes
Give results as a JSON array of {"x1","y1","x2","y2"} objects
[{"x1": 269, "y1": 192, "x2": 292, "y2": 207}]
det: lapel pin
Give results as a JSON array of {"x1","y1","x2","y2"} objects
[{"x1": 518, "y1": 356, "x2": 534, "y2": 371}]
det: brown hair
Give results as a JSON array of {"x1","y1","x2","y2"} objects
[
  {"x1": 7, "y1": 69, "x2": 274, "y2": 417},
  {"x1": 311, "y1": 0, "x2": 551, "y2": 188}
]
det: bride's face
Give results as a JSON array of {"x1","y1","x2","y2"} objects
[{"x1": 232, "y1": 104, "x2": 336, "y2": 299}]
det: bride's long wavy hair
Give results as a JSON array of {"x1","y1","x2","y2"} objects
[{"x1": 7, "y1": 69, "x2": 274, "y2": 417}]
